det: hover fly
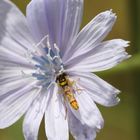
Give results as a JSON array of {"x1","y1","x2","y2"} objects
[{"x1": 56, "y1": 73, "x2": 79, "y2": 110}]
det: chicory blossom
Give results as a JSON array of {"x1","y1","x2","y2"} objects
[{"x1": 0, "y1": 0, "x2": 130, "y2": 140}]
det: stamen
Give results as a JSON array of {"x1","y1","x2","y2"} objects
[
  {"x1": 52, "y1": 43, "x2": 63, "y2": 66},
  {"x1": 43, "y1": 36, "x2": 56, "y2": 58},
  {"x1": 46, "y1": 35, "x2": 51, "y2": 49},
  {"x1": 32, "y1": 55, "x2": 46, "y2": 65},
  {"x1": 29, "y1": 35, "x2": 64, "y2": 85},
  {"x1": 32, "y1": 73, "x2": 46, "y2": 80},
  {"x1": 54, "y1": 43, "x2": 60, "y2": 57}
]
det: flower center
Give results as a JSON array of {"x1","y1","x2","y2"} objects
[{"x1": 26, "y1": 36, "x2": 64, "y2": 87}]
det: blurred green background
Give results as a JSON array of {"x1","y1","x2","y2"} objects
[{"x1": 0, "y1": 0, "x2": 140, "y2": 140}]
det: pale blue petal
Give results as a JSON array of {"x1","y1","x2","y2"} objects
[
  {"x1": 0, "y1": 0, "x2": 35, "y2": 52},
  {"x1": 68, "y1": 110, "x2": 97, "y2": 140},
  {"x1": 65, "y1": 39, "x2": 130, "y2": 72},
  {"x1": 26, "y1": 0, "x2": 83, "y2": 56},
  {"x1": 23, "y1": 86, "x2": 53, "y2": 140},
  {"x1": 45, "y1": 84, "x2": 69, "y2": 140},
  {"x1": 0, "y1": 81, "x2": 39, "y2": 128},
  {"x1": 62, "y1": 10, "x2": 117, "y2": 63},
  {"x1": 0, "y1": 0, "x2": 36, "y2": 71}
]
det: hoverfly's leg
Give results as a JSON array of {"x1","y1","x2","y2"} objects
[
  {"x1": 67, "y1": 78, "x2": 84, "y2": 94},
  {"x1": 68, "y1": 79, "x2": 75, "y2": 86},
  {"x1": 74, "y1": 87, "x2": 83, "y2": 94},
  {"x1": 67, "y1": 77, "x2": 80, "y2": 86}
]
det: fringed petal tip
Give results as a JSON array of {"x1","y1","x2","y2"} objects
[
  {"x1": 114, "y1": 40, "x2": 131, "y2": 63},
  {"x1": 110, "y1": 9, "x2": 117, "y2": 18},
  {"x1": 94, "y1": 119, "x2": 104, "y2": 133},
  {"x1": 105, "y1": 89, "x2": 121, "y2": 107},
  {"x1": 123, "y1": 40, "x2": 130, "y2": 47},
  {"x1": 123, "y1": 40, "x2": 131, "y2": 59},
  {"x1": 97, "y1": 119, "x2": 104, "y2": 130},
  {"x1": 114, "y1": 88, "x2": 121, "y2": 94},
  {"x1": 100, "y1": 9, "x2": 117, "y2": 22},
  {"x1": 109, "y1": 97, "x2": 120, "y2": 107}
]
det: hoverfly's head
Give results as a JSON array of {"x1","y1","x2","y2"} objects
[{"x1": 56, "y1": 73, "x2": 67, "y2": 83}]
